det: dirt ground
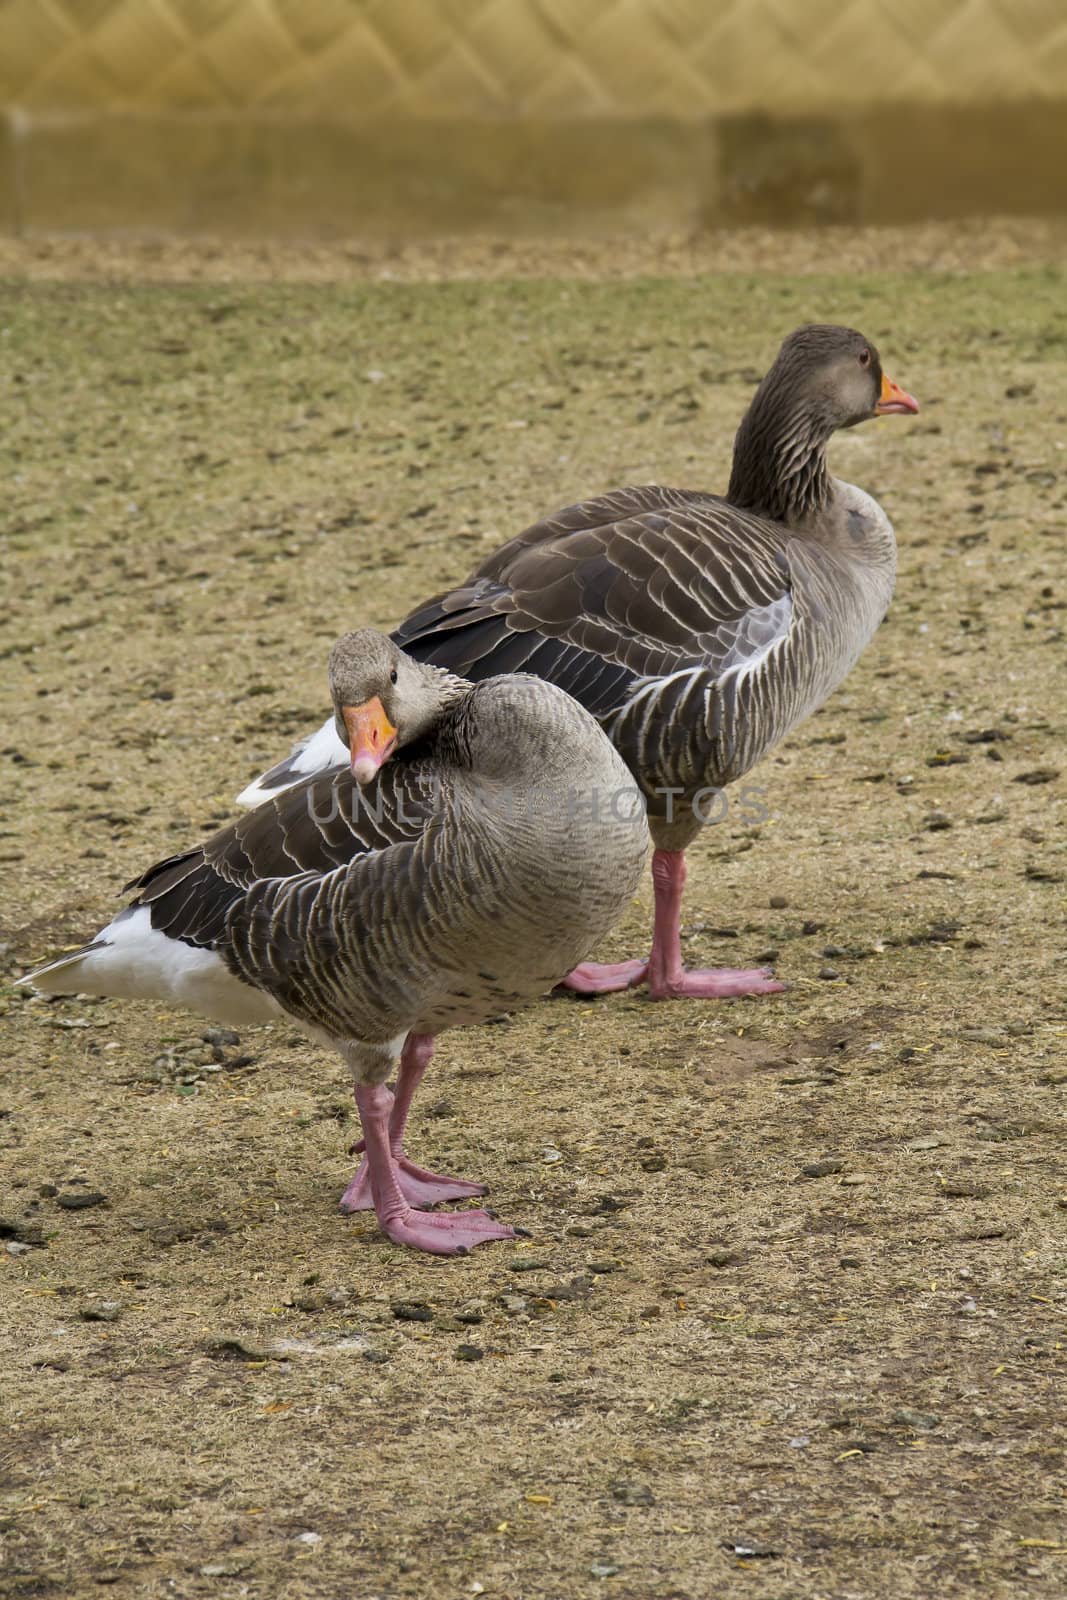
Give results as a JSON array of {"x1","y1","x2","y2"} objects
[{"x1": 1, "y1": 224, "x2": 1065, "y2": 1600}]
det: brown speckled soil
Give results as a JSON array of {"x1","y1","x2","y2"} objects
[{"x1": 1, "y1": 230, "x2": 1065, "y2": 1600}]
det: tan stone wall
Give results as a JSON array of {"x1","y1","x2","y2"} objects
[{"x1": 2, "y1": 0, "x2": 1066, "y2": 234}]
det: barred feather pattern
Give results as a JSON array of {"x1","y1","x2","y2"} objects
[
  {"x1": 396, "y1": 481, "x2": 896, "y2": 847},
  {"x1": 129, "y1": 676, "x2": 648, "y2": 1053}
]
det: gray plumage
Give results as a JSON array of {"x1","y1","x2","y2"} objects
[
  {"x1": 25, "y1": 631, "x2": 649, "y2": 1086},
  {"x1": 238, "y1": 326, "x2": 915, "y2": 863}
]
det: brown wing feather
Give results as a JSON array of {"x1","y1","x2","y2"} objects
[
  {"x1": 394, "y1": 487, "x2": 793, "y2": 703},
  {"x1": 128, "y1": 759, "x2": 438, "y2": 949}
]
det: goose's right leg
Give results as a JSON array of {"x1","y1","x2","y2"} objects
[
  {"x1": 563, "y1": 849, "x2": 785, "y2": 1000},
  {"x1": 352, "y1": 1081, "x2": 514, "y2": 1255},
  {"x1": 341, "y1": 1033, "x2": 487, "y2": 1212}
]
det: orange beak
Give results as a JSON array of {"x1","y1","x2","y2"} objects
[
  {"x1": 342, "y1": 696, "x2": 398, "y2": 785},
  {"x1": 875, "y1": 371, "x2": 920, "y2": 416}
]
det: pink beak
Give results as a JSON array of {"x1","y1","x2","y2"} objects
[{"x1": 875, "y1": 371, "x2": 920, "y2": 416}]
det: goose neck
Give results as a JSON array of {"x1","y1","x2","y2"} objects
[{"x1": 727, "y1": 394, "x2": 834, "y2": 527}]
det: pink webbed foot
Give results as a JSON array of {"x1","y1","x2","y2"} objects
[
  {"x1": 648, "y1": 966, "x2": 786, "y2": 1001},
  {"x1": 379, "y1": 1205, "x2": 515, "y2": 1256},
  {"x1": 340, "y1": 1154, "x2": 487, "y2": 1214},
  {"x1": 560, "y1": 958, "x2": 649, "y2": 995},
  {"x1": 353, "y1": 1072, "x2": 515, "y2": 1256}
]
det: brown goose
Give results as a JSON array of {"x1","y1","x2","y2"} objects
[
  {"x1": 23, "y1": 630, "x2": 649, "y2": 1254},
  {"x1": 237, "y1": 326, "x2": 918, "y2": 1000}
]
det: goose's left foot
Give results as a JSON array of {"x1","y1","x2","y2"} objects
[
  {"x1": 641, "y1": 847, "x2": 787, "y2": 1002},
  {"x1": 648, "y1": 965, "x2": 786, "y2": 1000},
  {"x1": 560, "y1": 958, "x2": 649, "y2": 995},
  {"x1": 353, "y1": 1079, "x2": 513, "y2": 1255},
  {"x1": 376, "y1": 1205, "x2": 515, "y2": 1255},
  {"x1": 340, "y1": 1154, "x2": 486, "y2": 1213}
]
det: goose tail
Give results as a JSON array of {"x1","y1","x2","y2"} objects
[{"x1": 18, "y1": 941, "x2": 102, "y2": 995}]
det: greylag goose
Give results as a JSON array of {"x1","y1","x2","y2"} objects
[
  {"x1": 23, "y1": 630, "x2": 649, "y2": 1253},
  {"x1": 237, "y1": 326, "x2": 918, "y2": 1000}
]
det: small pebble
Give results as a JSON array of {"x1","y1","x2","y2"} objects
[
  {"x1": 32, "y1": 1353, "x2": 71, "y2": 1372},
  {"x1": 453, "y1": 1344, "x2": 484, "y2": 1362},
  {"x1": 640, "y1": 1154, "x2": 667, "y2": 1172},
  {"x1": 292, "y1": 1291, "x2": 327, "y2": 1313},
  {"x1": 541, "y1": 1276, "x2": 593, "y2": 1302},
  {"x1": 894, "y1": 1408, "x2": 941, "y2": 1430},
  {"x1": 1012, "y1": 768, "x2": 1059, "y2": 785},
  {"x1": 768, "y1": 894, "x2": 788, "y2": 909},
  {"x1": 56, "y1": 1191, "x2": 107, "y2": 1210},
  {"x1": 590, "y1": 1563, "x2": 619, "y2": 1579},
  {"x1": 839, "y1": 1255, "x2": 863, "y2": 1269},
  {"x1": 391, "y1": 1300, "x2": 433, "y2": 1323},
  {"x1": 509, "y1": 1258, "x2": 550, "y2": 1273},
  {"x1": 801, "y1": 1158, "x2": 845, "y2": 1179},
  {"x1": 586, "y1": 1260, "x2": 617, "y2": 1275},
  {"x1": 705, "y1": 1248, "x2": 742, "y2": 1268},
  {"x1": 80, "y1": 1300, "x2": 122, "y2": 1323},
  {"x1": 202, "y1": 1027, "x2": 240, "y2": 1047},
  {"x1": 202, "y1": 1335, "x2": 277, "y2": 1362},
  {"x1": 818, "y1": 967, "x2": 840, "y2": 980},
  {"x1": 0, "y1": 1219, "x2": 45, "y2": 1247},
  {"x1": 611, "y1": 1482, "x2": 655, "y2": 1505},
  {"x1": 822, "y1": 944, "x2": 845, "y2": 958}
]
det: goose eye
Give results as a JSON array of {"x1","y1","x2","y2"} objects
[
  {"x1": 389, "y1": 668, "x2": 398, "y2": 684},
  {"x1": 859, "y1": 348, "x2": 871, "y2": 368}
]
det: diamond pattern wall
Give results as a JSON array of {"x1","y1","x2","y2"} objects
[{"x1": 2, "y1": 0, "x2": 1066, "y2": 118}]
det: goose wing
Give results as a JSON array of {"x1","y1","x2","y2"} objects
[
  {"x1": 134, "y1": 760, "x2": 437, "y2": 950},
  {"x1": 236, "y1": 486, "x2": 795, "y2": 805},
  {"x1": 396, "y1": 485, "x2": 794, "y2": 712}
]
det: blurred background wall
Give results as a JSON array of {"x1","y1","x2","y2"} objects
[{"x1": 2, "y1": 0, "x2": 1066, "y2": 236}]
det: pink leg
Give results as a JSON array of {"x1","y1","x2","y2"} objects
[
  {"x1": 560, "y1": 850, "x2": 785, "y2": 1001},
  {"x1": 646, "y1": 850, "x2": 785, "y2": 1000},
  {"x1": 340, "y1": 1033, "x2": 487, "y2": 1213},
  {"x1": 353, "y1": 1082, "x2": 514, "y2": 1255}
]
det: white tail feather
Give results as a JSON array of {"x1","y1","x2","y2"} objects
[{"x1": 235, "y1": 716, "x2": 347, "y2": 808}]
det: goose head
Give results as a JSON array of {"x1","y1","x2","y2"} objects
[
  {"x1": 761, "y1": 325, "x2": 919, "y2": 435},
  {"x1": 328, "y1": 629, "x2": 466, "y2": 785},
  {"x1": 729, "y1": 325, "x2": 919, "y2": 522}
]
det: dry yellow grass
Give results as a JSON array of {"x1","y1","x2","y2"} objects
[{"x1": 1, "y1": 238, "x2": 1065, "y2": 1598}]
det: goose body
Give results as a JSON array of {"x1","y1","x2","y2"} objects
[
  {"x1": 237, "y1": 327, "x2": 918, "y2": 999},
  {"x1": 25, "y1": 633, "x2": 649, "y2": 1253}
]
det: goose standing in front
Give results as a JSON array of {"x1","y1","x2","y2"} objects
[
  {"x1": 23, "y1": 631, "x2": 649, "y2": 1254},
  {"x1": 238, "y1": 326, "x2": 919, "y2": 1000}
]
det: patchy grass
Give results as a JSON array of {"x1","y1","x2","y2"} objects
[{"x1": 1, "y1": 252, "x2": 1065, "y2": 1600}]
